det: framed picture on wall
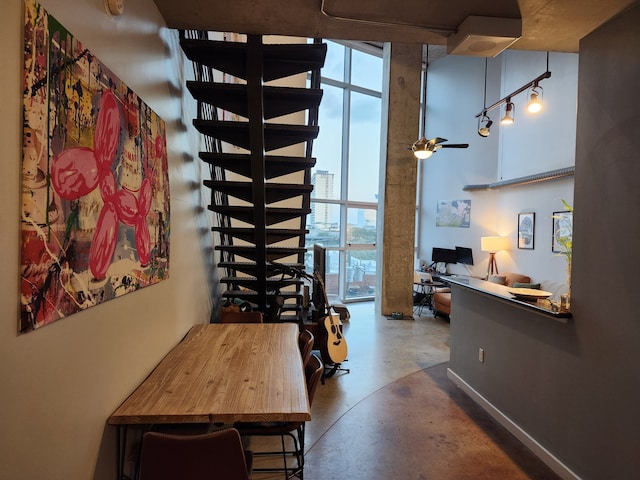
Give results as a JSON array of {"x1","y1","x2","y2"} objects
[
  {"x1": 19, "y1": 0, "x2": 171, "y2": 334},
  {"x1": 552, "y1": 211, "x2": 573, "y2": 253},
  {"x1": 518, "y1": 212, "x2": 535, "y2": 249}
]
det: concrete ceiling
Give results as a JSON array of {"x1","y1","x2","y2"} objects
[{"x1": 153, "y1": 0, "x2": 638, "y2": 54}]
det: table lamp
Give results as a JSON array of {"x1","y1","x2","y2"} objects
[{"x1": 481, "y1": 236, "x2": 510, "y2": 277}]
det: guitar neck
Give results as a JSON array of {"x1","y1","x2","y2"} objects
[{"x1": 314, "y1": 271, "x2": 332, "y2": 315}]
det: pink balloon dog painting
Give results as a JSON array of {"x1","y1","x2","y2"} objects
[{"x1": 20, "y1": 0, "x2": 170, "y2": 333}]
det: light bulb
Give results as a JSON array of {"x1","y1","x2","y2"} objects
[
  {"x1": 501, "y1": 114, "x2": 514, "y2": 125},
  {"x1": 501, "y1": 102, "x2": 515, "y2": 125},
  {"x1": 527, "y1": 90, "x2": 542, "y2": 113},
  {"x1": 414, "y1": 149, "x2": 433, "y2": 159}
]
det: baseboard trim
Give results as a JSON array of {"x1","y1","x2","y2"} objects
[{"x1": 446, "y1": 368, "x2": 581, "y2": 480}]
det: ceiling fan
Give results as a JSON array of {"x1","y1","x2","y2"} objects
[
  {"x1": 411, "y1": 136, "x2": 469, "y2": 159},
  {"x1": 411, "y1": 46, "x2": 469, "y2": 159}
]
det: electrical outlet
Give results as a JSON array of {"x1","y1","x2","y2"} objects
[{"x1": 479, "y1": 348, "x2": 485, "y2": 363}]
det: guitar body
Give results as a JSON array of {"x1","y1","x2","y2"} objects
[
  {"x1": 323, "y1": 314, "x2": 348, "y2": 364},
  {"x1": 312, "y1": 271, "x2": 349, "y2": 366}
]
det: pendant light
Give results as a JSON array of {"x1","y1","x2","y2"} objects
[{"x1": 478, "y1": 59, "x2": 493, "y2": 137}]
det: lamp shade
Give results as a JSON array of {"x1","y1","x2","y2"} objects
[{"x1": 481, "y1": 236, "x2": 509, "y2": 252}]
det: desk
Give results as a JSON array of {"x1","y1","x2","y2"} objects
[{"x1": 108, "y1": 323, "x2": 309, "y2": 478}]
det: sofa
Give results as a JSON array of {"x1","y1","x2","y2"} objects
[{"x1": 432, "y1": 272, "x2": 532, "y2": 318}]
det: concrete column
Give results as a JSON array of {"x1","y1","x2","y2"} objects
[{"x1": 377, "y1": 43, "x2": 422, "y2": 317}]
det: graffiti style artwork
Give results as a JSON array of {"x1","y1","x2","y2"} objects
[{"x1": 20, "y1": 0, "x2": 170, "y2": 333}]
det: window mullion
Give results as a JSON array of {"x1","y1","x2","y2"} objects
[{"x1": 337, "y1": 46, "x2": 352, "y2": 297}]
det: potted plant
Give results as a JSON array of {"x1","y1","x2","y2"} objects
[{"x1": 553, "y1": 200, "x2": 573, "y2": 308}]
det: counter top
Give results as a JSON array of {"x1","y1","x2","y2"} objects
[{"x1": 444, "y1": 275, "x2": 572, "y2": 323}]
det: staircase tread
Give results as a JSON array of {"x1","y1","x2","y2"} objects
[
  {"x1": 194, "y1": 120, "x2": 318, "y2": 131},
  {"x1": 218, "y1": 263, "x2": 308, "y2": 278},
  {"x1": 221, "y1": 276, "x2": 304, "y2": 282},
  {"x1": 199, "y1": 153, "x2": 316, "y2": 180},
  {"x1": 193, "y1": 120, "x2": 319, "y2": 151},
  {"x1": 200, "y1": 152, "x2": 316, "y2": 162},
  {"x1": 209, "y1": 206, "x2": 311, "y2": 212},
  {"x1": 180, "y1": 38, "x2": 327, "y2": 81},
  {"x1": 218, "y1": 261, "x2": 305, "y2": 267},
  {"x1": 222, "y1": 290, "x2": 302, "y2": 298},
  {"x1": 193, "y1": 122, "x2": 317, "y2": 133},
  {"x1": 187, "y1": 82, "x2": 323, "y2": 120},
  {"x1": 215, "y1": 245, "x2": 306, "y2": 251},
  {"x1": 204, "y1": 180, "x2": 313, "y2": 189},
  {"x1": 213, "y1": 227, "x2": 308, "y2": 233},
  {"x1": 204, "y1": 180, "x2": 312, "y2": 204},
  {"x1": 187, "y1": 82, "x2": 322, "y2": 95},
  {"x1": 212, "y1": 229, "x2": 308, "y2": 245}
]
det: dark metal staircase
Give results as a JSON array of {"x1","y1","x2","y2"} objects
[{"x1": 180, "y1": 31, "x2": 326, "y2": 322}]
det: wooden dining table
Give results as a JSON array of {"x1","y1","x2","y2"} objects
[{"x1": 107, "y1": 322, "x2": 310, "y2": 479}]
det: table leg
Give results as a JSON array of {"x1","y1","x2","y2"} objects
[
  {"x1": 116, "y1": 425, "x2": 127, "y2": 480},
  {"x1": 116, "y1": 425, "x2": 146, "y2": 480}
]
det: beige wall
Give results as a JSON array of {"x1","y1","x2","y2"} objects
[{"x1": 0, "y1": 1, "x2": 213, "y2": 479}]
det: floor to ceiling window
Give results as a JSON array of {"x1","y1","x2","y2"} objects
[{"x1": 306, "y1": 41, "x2": 383, "y2": 302}]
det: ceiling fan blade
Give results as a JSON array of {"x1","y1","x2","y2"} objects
[
  {"x1": 431, "y1": 137, "x2": 448, "y2": 145},
  {"x1": 440, "y1": 143, "x2": 469, "y2": 149}
]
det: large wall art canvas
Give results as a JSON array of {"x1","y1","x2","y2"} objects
[
  {"x1": 20, "y1": 0, "x2": 170, "y2": 334},
  {"x1": 436, "y1": 200, "x2": 471, "y2": 228}
]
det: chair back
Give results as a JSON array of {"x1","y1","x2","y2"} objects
[
  {"x1": 305, "y1": 354, "x2": 324, "y2": 408},
  {"x1": 220, "y1": 311, "x2": 264, "y2": 323},
  {"x1": 139, "y1": 428, "x2": 252, "y2": 480},
  {"x1": 298, "y1": 329, "x2": 314, "y2": 368},
  {"x1": 504, "y1": 272, "x2": 532, "y2": 287}
]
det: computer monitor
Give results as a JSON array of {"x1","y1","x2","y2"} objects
[
  {"x1": 455, "y1": 246, "x2": 474, "y2": 265},
  {"x1": 431, "y1": 247, "x2": 458, "y2": 264},
  {"x1": 312, "y1": 244, "x2": 326, "y2": 312}
]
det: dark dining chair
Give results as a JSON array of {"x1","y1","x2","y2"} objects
[
  {"x1": 234, "y1": 354, "x2": 324, "y2": 479},
  {"x1": 298, "y1": 329, "x2": 314, "y2": 368},
  {"x1": 219, "y1": 311, "x2": 264, "y2": 323},
  {"x1": 139, "y1": 428, "x2": 253, "y2": 480}
]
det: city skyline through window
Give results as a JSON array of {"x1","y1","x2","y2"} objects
[{"x1": 307, "y1": 40, "x2": 383, "y2": 301}]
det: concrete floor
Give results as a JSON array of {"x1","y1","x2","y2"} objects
[{"x1": 249, "y1": 302, "x2": 561, "y2": 479}]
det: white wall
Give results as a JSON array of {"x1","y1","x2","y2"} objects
[
  {"x1": 417, "y1": 51, "x2": 577, "y2": 296},
  {"x1": 0, "y1": 1, "x2": 213, "y2": 479}
]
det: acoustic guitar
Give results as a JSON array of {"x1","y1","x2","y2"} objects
[{"x1": 314, "y1": 273, "x2": 348, "y2": 364}]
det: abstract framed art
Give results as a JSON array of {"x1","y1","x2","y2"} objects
[
  {"x1": 552, "y1": 211, "x2": 573, "y2": 254},
  {"x1": 518, "y1": 212, "x2": 535, "y2": 249},
  {"x1": 436, "y1": 199, "x2": 471, "y2": 228},
  {"x1": 20, "y1": 0, "x2": 170, "y2": 333}
]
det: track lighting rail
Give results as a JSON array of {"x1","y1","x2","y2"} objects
[{"x1": 475, "y1": 70, "x2": 551, "y2": 118}]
